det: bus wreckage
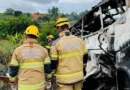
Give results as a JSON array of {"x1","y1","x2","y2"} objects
[{"x1": 70, "y1": 0, "x2": 130, "y2": 90}]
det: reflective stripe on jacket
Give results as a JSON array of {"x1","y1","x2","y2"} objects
[{"x1": 19, "y1": 81, "x2": 45, "y2": 90}]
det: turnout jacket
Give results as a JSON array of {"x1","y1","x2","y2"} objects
[{"x1": 9, "y1": 38, "x2": 51, "y2": 90}]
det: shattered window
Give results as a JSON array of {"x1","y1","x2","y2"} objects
[{"x1": 70, "y1": 0, "x2": 126, "y2": 36}]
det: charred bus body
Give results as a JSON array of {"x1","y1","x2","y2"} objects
[{"x1": 70, "y1": 0, "x2": 130, "y2": 90}]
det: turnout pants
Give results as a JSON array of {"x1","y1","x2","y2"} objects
[{"x1": 57, "y1": 81, "x2": 83, "y2": 90}]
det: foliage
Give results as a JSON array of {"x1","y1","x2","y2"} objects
[
  {"x1": 4, "y1": 8, "x2": 14, "y2": 15},
  {"x1": 59, "y1": 13, "x2": 66, "y2": 17},
  {"x1": 38, "y1": 6, "x2": 88, "y2": 25},
  {"x1": 26, "y1": 13, "x2": 31, "y2": 17},
  {"x1": 0, "y1": 41, "x2": 12, "y2": 90},
  {"x1": 7, "y1": 16, "x2": 34, "y2": 35},
  {"x1": 7, "y1": 33, "x2": 25, "y2": 48},
  {"x1": 48, "y1": 6, "x2": 59, "y2": 21},
  {"x1": 5, "y1": 22, "x2": 58, "y2": 48},
  {"x1": 69, "y1": 10, "x2": 89, "y2": 21},
  {"x1": 79, "y1": 10, "x2": 89, "y2": 18},
  {"x1": 0, "y1": 15, "x2": 37, "y2": 39},
  {"x1": 39, "y1": 22, "x2": 59, "y2": 46},
  {"x1": 41, "y1": 14, "x2": 51, "y2": 22},
  {"x1": 5, "y1": 22, "x2": 59, "y2": 47},
  {"x1": 0, "y1": 40, "x2": 14, "y2": 56},
  {"x1": 14, "y1": 11, "x2": 22, "y2": 16},
  {"x1": 70, "y1": 12, "x2": 79, "y2": 20},
  {"x1": 0, "y1": 7, "x2": 89, "y2": 48}
]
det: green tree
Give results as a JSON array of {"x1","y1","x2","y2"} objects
[
  {"x1": 42, "y1": 14, "x2": 51, "y2": 22},
  {"x1": 7, "y1": 16, "x2": 35, "y2": 35},
  {"x1": 39, "y1": 22, "x2": 58, "y2": 46},
  {"x1": 0, "y1": 15, "x2": 37, "y2": 39},
  {"x1": 79, "y1": 10, "x2": 88, "y2": 18},
  {"x1": 59, "y1": 13, "x2": 66, "y2": 17},
  {"x1": 14, "y1": 11, "x2": 22, "y2": 16},
  {"x1": 27, "y1": 13, "x2": 31, "y2": 17},
  {"x1": 48, "y1": 6, "x2": 59, "y2": 21},
  {"x1": 71, "y1": 12, "x2": 79, "y2": 20},
  {"x1": 4, "y1": 8, "x2": 14, "y2": 15}
]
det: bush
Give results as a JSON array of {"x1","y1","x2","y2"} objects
[
  {"x1": 0, "y1": 15, "x2": 37, "y2": 39},
  {"x1": 39, "y1": 22, "x2": 58, "y2": 46},
  {"x1": 7, "y1": 33, "x2": 24, "y2": 48},
  {"x1": 0, "y1": 41, "x2": 12, "y2": 90}
]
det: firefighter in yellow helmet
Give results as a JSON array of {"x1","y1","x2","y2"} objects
[
  {"x1": 9, "y1": 25, "x2": 52, "y2": 90},
  {"x1": 47, "y1": 35, "x2": 54, "y2": 41},
  {"x1": 46, "y1": 35, "x2": 54, "y2": 53},
  {"x1": 50, "y1": 18, "x2": 88, "y2": 90}
]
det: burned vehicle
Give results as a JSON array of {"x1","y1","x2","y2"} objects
[{"x1": 70, "y1": 0, "x2": 130, "y2": 90}]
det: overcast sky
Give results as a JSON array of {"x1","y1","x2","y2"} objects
[{"x1": 0, "y1": 0, "x2": 101, "y2": 13}]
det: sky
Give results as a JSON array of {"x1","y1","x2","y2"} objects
[{"x1": 0, "y1": 0, "x2": 101, "y2": 13}]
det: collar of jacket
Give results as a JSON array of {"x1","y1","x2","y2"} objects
[
  {"x1": 23, "y1": 38, "x2": 38, "y2": 44},
  {"x1": 59, "y1": 29, "x2": 71, "y2": 37}
]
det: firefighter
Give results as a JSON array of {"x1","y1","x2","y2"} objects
[
  {"x1": 46, "y1": 35, "x2": 54, "y2": 53},
  {"x1": 50, "y1": 18, "x2": 88, "y2": 90},
  {"x1": 9, "y1": 25, "x2": 52, "y2": 90},
  {"x1": 47, "y1": 35, "x2": 54, "y2": 46}
]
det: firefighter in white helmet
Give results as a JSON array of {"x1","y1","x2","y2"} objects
[
  {"x1": 50, "y1": 18, "x2": 88, "y2": 90},
  {"x1": 9, "y1": 25, "x2": 52, "y2": 90}
]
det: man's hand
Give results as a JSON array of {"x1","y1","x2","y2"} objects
[
  {"x1": 46, "y1": 81, "x2": 52, "y2": 89},
  {"x1": 10, "y1": 82, "x2": 17, "y2": 90},
  {"x1": 6, "y1": 73, "x2": 18, "y2": 90}
]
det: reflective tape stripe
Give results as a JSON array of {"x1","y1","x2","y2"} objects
[
  {"x1": 51, "y1": 51, "x2": 86, "y2": 60},
  {"x1": 46, "y1": 73, "x2": 52, "y2": 79},
  {"x1": 44, "y1": 57, "x2": 51, "y2": 64},
  {"x1": 46, "y1": 46, "x2": 51, "y2": 49},
  {"x1": 45, "y1": 57, "x2": 50, "y2": 61},
  {"x1": 51, "y1": 54, "x2": 58, "y2": 59},
  {"x1": 19, "y1": 81, "x2": 45, "y2": 90},
  {"x1": 10, "y1": 59, "x2": 19, "y2": 66},
  {"x1": 20, "y1": 62, "x2": 44, "y2": 69},
  {"x1": 59, "y1": 51, "x2": 84, "y2": 60},
  {"x1": 84, "y1": 48, "x2": 88, "y2": 54},
  {"x1": 56, "y1": 71, "x2": 83, "y2": 78}
]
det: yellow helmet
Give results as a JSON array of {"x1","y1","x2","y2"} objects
[
  {"x1": 25, "y1": 25, "x2": 39, "y2": 37},
  {"x1": 47, "y1": 35, "x2": 54, "y2": 39},
  {"x1": 55, "y1": 18, "x2": 70, "y2": 27}
]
